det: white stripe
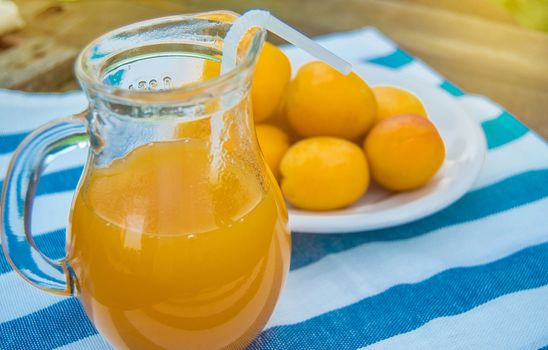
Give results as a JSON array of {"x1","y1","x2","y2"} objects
[
  {"x1": 31, "y1": 191, "x2": 74, "y2": 236},
  {"x1": 0, "y1": 272, "x2": 64, "y2": 323},
  {"x1": 0, "y1": 152, "x2": 11, "y2": 180},
  {"x1": 363, "y1": 285, "x2": 548, "y2": 350},
  {"x1": 0, "y1": 91, "x2": 86, "y2": 134},
  {"x1": 42, "y1": 146, "x2": 87, "y2": 175},
  {"x1": 316, "y1": 28, "x2": 397, "y2": 60},
  {"x1": 0, "y1": 147, "x2": 86, "y2": 183},
  {"x1": 472, "y1": 132, "x2": 548, "y2": 190},
  {"x1": 0, "y1": 90, "x2": 84, "y2": 107},
  {"x1": 0, "y1": 188, "x2": 76, "y2": 244},
  {"x1": 397, "y1": 61, "x2": 443, "y2": 84},
  {"x1": 267, "y1": 198, "x2": 548, "y2": 328},
  {"x1": 282, "y1": 28, "x2": 396, "y2": 66},
  {"x1": 54, "y1": 334, "x2": 112, "y2": 350},
  {"x1": 283, "y1": 28, "x2": 397, "y2": 77},
  {"x1": 0, "y1": 191, "x2": 74, "y2": 248},
  {"x1": 459, "y1": 94, "x2": 504, "y2": 123}
]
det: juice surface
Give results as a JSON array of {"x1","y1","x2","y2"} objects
[{"x1": 67, "y1": 139, "x2": 290, "y2": 350}]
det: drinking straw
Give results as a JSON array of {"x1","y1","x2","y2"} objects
[{"x1": 221, "y1": 9, "x2": 352, "y2": 75}]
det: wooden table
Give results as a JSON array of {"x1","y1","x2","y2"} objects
[{"x1": 2, "y1": 0, "x2": 547, "y2": 137}]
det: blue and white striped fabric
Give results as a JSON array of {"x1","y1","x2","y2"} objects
[{"x1": 1, "y1": 27, "x2": 547, "y2": 350}]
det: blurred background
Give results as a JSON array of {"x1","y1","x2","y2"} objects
[{"x1": 1, "y1": 0, "x2": 547, "y2": 137}]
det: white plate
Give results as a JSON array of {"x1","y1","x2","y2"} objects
[{"x1": 288, "y1": 64, "x2": 487, "y2": 233}]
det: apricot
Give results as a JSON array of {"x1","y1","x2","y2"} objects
[
  {"x1": 281, "y1": 137, "x2": 369, "y2": 210},
  {"x1": 252, "y1": 42, "x2": 291, "y2": 122},
  {"x1": 364, "y1": 114, "x2": 445, "y2": 191},
  {"x1": 255, "y1": 124, "x2": 290, "y2": 180},
  {"x1": 285, "y1": 61, "x2": 377, "y2": 140},
  {"x1": 372, "y1": 86, "x2": 427, "y2": 123}
]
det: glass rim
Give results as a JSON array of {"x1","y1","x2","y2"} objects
[{"x1": 75, "y1": 11, "x2": 265, "y2": 105}]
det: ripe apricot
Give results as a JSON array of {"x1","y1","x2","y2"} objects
[
  {"x1": 285, "y1": 61, "x2": 376, "y2": 140},
  {"x1": 364, "y1": 114, "x2": 445, "y2": 191},
  {"x1": 281, "y1": 137, "x2": 369, "y2": 210},
  {"x1": 372, "y1": 86, "x2": 427, "y2": 123},
  {"x1": 251, "y1": 42, "x2": 291, "y2": 122},
  {"x1": 255, "y1": 124, "x2": 290, "y2": 180}
]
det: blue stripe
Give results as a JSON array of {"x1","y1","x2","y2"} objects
[
  {"x1": 0, "y1": 298, "x2": 97, "y2": 350},
  {"x1": 35, "y1": 166, "x2": 83, "y2": 196},
  {"x1": 0, "y1": 229, "x2": 66, "y2": 275},
  {"x1": 249, "y1": 242, "x2": 548, "y2": 349},
  {"x1": 366, "y1": 48, "x2": 414, "y2": 68},
  {"x1": 290, "y1": 169, "x2": 548, "y2": 270},
  {"x1": 0, "y1": 230, "x2": 66, "y2": 286},
  {"x1": 0, "y1": 132, "x2": 28, "y2": 155},
  {"x1": 481, "y1": 111, "x2": 530, "y2": 149},
  {"x1": 0, "y1": 166, "x2": 83, "y2": 197},
  {"x1": 439, "y1": 80, "x2": 464, "y2": 97},
  {"x1": 1, "y1": 165, "x2": 83, "y2": 198},
  {"x1": 35, "y1": 229, "x2": 67, "y2": 262}
]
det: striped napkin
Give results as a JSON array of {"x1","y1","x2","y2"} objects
[{"x1": 1, "y1": 28, "x2": 547, "y2": 350}]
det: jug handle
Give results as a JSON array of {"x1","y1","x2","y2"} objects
[{"x1": 1, "y1": 111, "x2": 88, "y2": 296}]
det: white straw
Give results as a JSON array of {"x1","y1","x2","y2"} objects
[{"x1": 221, "y1": 9, "x2": 352, "y2": 75}]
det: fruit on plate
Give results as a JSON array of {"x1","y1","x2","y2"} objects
[
  {"x1": 280, "y1": 137, "x2": 369, "y2": 210},
  {"x1": 251, "y1": 42, "x2": 292, "y2": 122},
  {"x1": 364, "y1": 114, "x2": 445, "y2": 191},
  {"x1": 372, "y1": 86, "x2": 427, "y2": 123},
  {"x1": 285, "y1": 61, "x2": 377, "y2": 140},
  {"x1": 255, "y1": 124, "x2": 290, "y2": 180},
  {"x1": 251, "y1": 51, "x2": 445, "y2": 211}
]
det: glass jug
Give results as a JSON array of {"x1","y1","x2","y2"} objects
[{"x1": 1, "y1": 11, "x2": 291, "y2": 350}]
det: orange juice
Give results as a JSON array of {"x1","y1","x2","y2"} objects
[{"x1": 67, "y1": 138, "x2": 290, "y2": 350}]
